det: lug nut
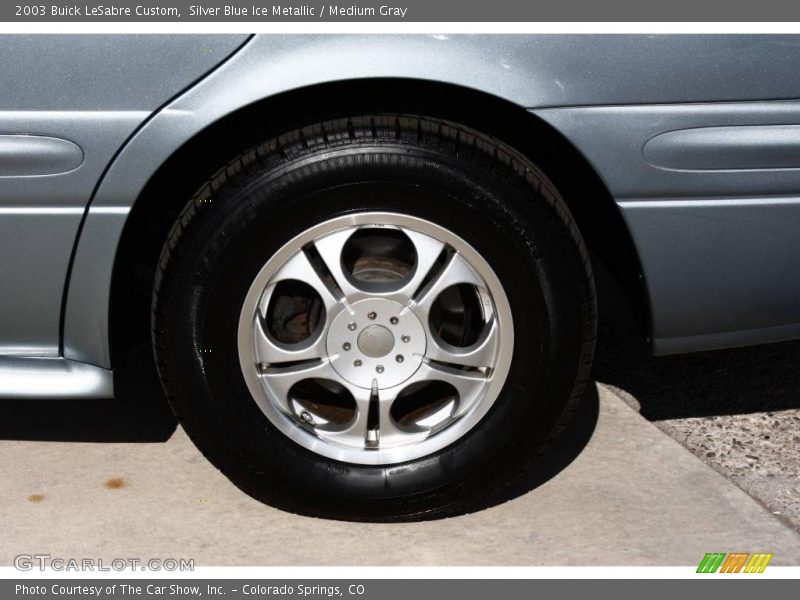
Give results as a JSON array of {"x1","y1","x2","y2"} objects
[
  {"x1": 347, "y1": 322, "x2": 357, "y2": 331},
  {"x1": 342, "y1": 342, "x2": 351, "y2": 351},
  {"x1": 401, "y1": 335, "x2": 410, "y2": 343},
  {"x1": 376, "y1": 365, "x2": 385, "y2": 373},
  {"x1": 390, "y1": 316, "x2": 399, "y2": 325},
  {"x1": 354, "y1": 359, "x2": 362, "y2": 367},
  {"x1": 368, "y1": 311, "x2": 377, "y2": 320},
  {"x1": 396, "y1": 355, "x2": 404, "y2": 363}
]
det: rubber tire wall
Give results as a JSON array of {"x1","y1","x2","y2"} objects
[{"x1": 152, "y1": 115, "x2": 596, "y2": 521}]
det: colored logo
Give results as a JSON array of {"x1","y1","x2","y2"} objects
[{"x1": 697, "y1": 552, "x2": 773, "y2": 573}]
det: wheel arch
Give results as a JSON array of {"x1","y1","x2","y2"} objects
[{"x1": 92, "y1": 78, "x2": 649, "y2": 370}]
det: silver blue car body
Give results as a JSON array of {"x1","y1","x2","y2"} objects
[{"x1": 2, "y1": 34, "x2": 799, "y2": 398}]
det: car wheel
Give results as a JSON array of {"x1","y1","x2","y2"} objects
[{"x1": 152, "y1": 115, "x2": 596, "y2": 521}]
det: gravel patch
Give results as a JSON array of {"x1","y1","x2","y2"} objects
[{"x1": 655, "y1": 411, "x2": 800, "y2": 526}]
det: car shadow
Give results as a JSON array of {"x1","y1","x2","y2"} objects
[
  {"x1": 591, "y1": 284, "x2": 800, "y2": 421},
  {"x1": 457, "y1": 380, "x2": 600, "y2": 515},
  {"x1": 0, "y1": 345, "x2": 177, "y2": 443},
  {"x1": 0, "y1": 342, "x2": 600, "y2": 511}
]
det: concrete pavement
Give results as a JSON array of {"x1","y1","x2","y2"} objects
[{"x1": 1, "y1": 384, "x2": 799, "y2": 566}]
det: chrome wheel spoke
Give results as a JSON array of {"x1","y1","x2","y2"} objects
[
  {"x1": 253, "y1": 315, "x2": 328, "y2": 365},
  {"x1": 312, "y1": 229, "x2": 364, "y2": 300},
  {"x1": 331, "y1": 384, "x2": 428, "y2": 449},
  {"x1": 389, "y1": 229, "x2": 446, "y2": 304},
  {"x1": 411, "y1": 252, "x2": 485, "y2": 319},
  {"x1": 260, "y1": 358, "x2": 338, "y2": 413},
  {"x1": 264, "y1": 250, "x2": 341, "y2": 314},
  {"x1": 415, "y1": 361, "x2": 487, "y2": 405},
  {"x1": 424, "y1": 315, "x2": 500, "y2": 369},
  {"x1": 376, "y1": 387, "x2": 430, "y2": 447},
  {"x1": 328, "y1": 384, "x2": 375, "y2": 448}
]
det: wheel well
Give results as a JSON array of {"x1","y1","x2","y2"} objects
[{"x1": 110, "y1": 78, "x2": 650, "y2": 368}]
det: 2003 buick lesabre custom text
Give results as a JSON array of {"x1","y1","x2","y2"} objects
[
  {"x1": 3, "y1": 35, "x2": 800, "y2": 523},
  {"x1": 16, "y1": 4, "x2": 180, "y2": 16}
]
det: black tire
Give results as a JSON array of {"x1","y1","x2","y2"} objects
[{"x1": 152, "y1": 115, "x2": 596, "y2": 521}]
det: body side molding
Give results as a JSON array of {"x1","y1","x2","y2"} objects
[
  {"x1": 644, "y1": 124, "x2": 800, "y2": 171},
  {"x1": 0, "y1": 135, "x2": 84, "y2": 176}
]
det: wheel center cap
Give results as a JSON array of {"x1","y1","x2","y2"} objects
[
  {"x1": 326, "y1": 297, "x2": 427, "y2": 389},
  {"x1": 357, "y1": 325, "x2": 394, "y2": 358}
]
